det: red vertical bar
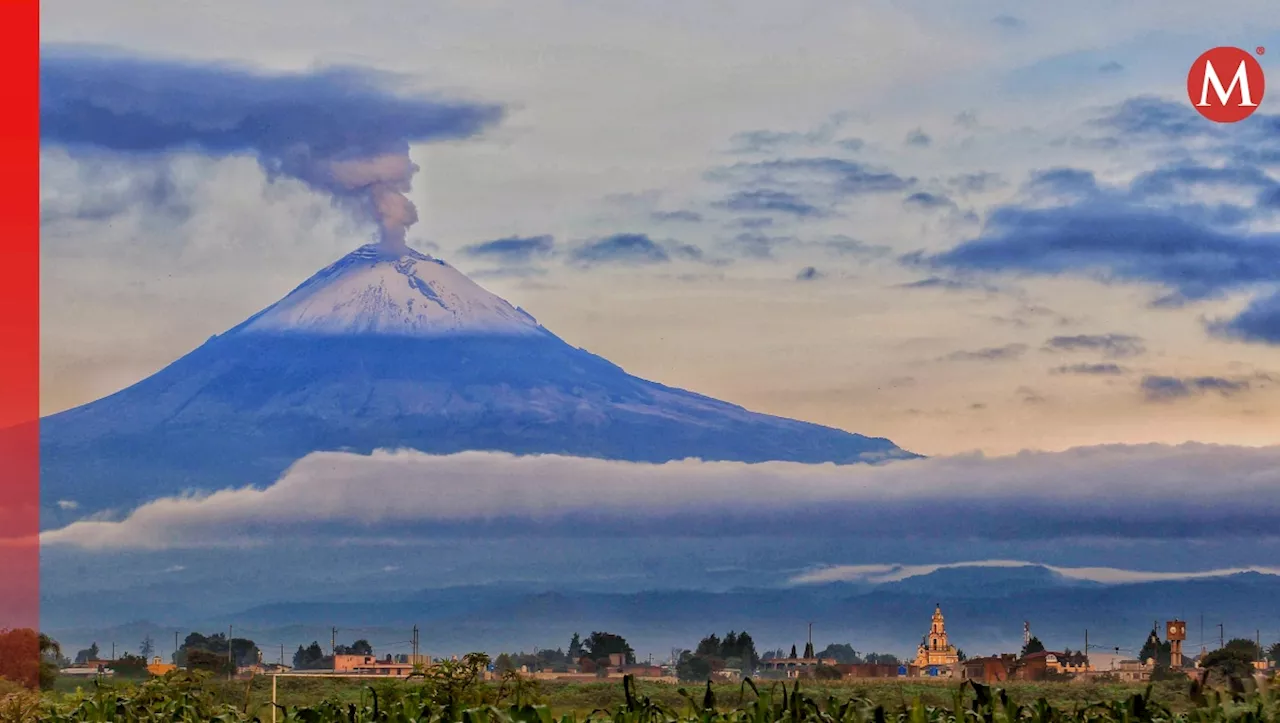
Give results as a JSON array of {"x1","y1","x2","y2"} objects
[{"x1": 0, "y1": 0, "x2": 40, "y2": 689}]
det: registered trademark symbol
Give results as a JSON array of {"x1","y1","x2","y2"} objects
[{"x1": 1258, "y1": 46, "x2": 1266, "y2": 55}]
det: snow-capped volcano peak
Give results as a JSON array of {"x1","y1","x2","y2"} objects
[{"x1": 235, "y1": 244, "x2": 545, "y2": 337}]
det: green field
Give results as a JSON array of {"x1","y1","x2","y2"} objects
[{"x1": 12, "y1": 668, "x2": 1277, "y2": 723}]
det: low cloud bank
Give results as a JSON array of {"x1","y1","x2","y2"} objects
[
  {"x1": 42, "y1": 443, "x2": 1280, "y2": 550},
  {"x1": 790, "y1": 560, "x2": 1280, "y2": 585}
]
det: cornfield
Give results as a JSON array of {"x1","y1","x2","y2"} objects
[{"x1": 17, "y1": 672, "x2": 1279, "y2": 723}]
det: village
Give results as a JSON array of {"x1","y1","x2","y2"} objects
[{"x1": 54, "y1": 605, "x2": 1279, "y2": 686}]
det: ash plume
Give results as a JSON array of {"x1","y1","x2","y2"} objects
[{"x1": 39, "y1": 47, "x2": 504, "y2": 249}]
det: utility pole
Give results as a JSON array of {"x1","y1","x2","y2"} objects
[
  {"x1": 412, "y1": 626, "x2": 419, "y2": 663},
  {"x1": 229, "y1": 625, "x2": 234, "y2": 680},
  {"x1": 1218, "y1": 624, "x2": 1224, "y2": 650},
  {"x1": 111, "y1": 642, "x2": 115, "y2": 661},
  {"x1": 808, "y1": 622, "x2": 813, "y2": 652},
  {"x1": 280, "y1": 644, "x2": 285, "y2": 667},
  {"x1": 332, "y1": 627, "x2": 338, "y2": 659},
  {"x1": 175, "y1": 631, "x2": 180, "y2": 664},
  {"x1": 1258, "y1": 630, "x2": 1263, "y2": 664},
  {"x1": 1084, "y1": 629, "x2": 1089, "y2": 669}
]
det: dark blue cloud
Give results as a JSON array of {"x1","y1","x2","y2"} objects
[
  {"x1": 1026, "y1": 168, "x2": 1100, "y2": 197},
  {"x1": 1098, "y1": 61, "x2": 1125, "y2": 74},
  {"x1": 716, "y1": 189, "x2": 826, "y2": 217},
  {"x1": 903, "y1": 191, "x2": 956, "y2": 210},
  {"x1": 651, "y1": 210, "x2": 703, "y2": 223},
  {"x1": 710, "y1": 158, "x2": 915, "y2": 207},
  {"x1": 940, "y1": 344, "x2": 1027, "y2": 362},
  {"x1": 1042, "y1": 334, "x2": 1146, "y2": 359},
  {"x1": 796, "y1": 266, "x2": 824, "y2": 281},
  {"x1": 727, "y1": 232, "x2": 792, "y2": 259},
  {"x1": 1053, "y1": 363, "x2": 1127, "y2": 376},
  {"x1": 1210, "y1": 291, "x2": 1280, "y2": 344},
  {"x1": 460, "y1": 235, "x2": 554, "y2": 263},
  {"x1": 898, "y1": 277, "x2": 992, "y2": 292},
  {"x1": 925, "y1": 204, "x2": 1280, "y2": 302},
  {"x1": 40, "y1": 46, "x2": 503, "y2": 243},
  {"x1": 905, "y1": 128, "x2": 931, "y2": 147},
  {"x1": 991, "y1": 14, "x2": 1025, "y2": 30},
  {"x1": 949, "y1": 172, "x2": 1003, "y2": 193},
  {"x1": 733, "y1": 217, "x2": 775, "y2": 229},
  {"x1": 569, "y1": 233, "x2": 700, "y2": 266},
  {"x1": 1141, "y1": 375, "x2": 1252, "y2": 402},
  {"x1": 1128, "y1": 164, "x2": 1277, "y2": 198}
]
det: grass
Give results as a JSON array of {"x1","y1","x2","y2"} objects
[{"x1": 29, "y1": 671, "x2": 1268, "y2": 722}]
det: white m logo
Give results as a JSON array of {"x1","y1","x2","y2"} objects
[{"x1": 1197, "y1": 59, "x2": 1258, "y2": 107}]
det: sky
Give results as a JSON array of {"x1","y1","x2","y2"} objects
[{"x1": 38, "y1": 1, "x2": 1280, "y2": 458}]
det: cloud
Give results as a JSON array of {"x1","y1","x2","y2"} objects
[
  {"x1": 569, "y1": 233, "x2": 700, "y2": 265},
  {"x1": 1098, "y1": 61, "x2": 1125, "y2": 74},
  {"x1": 940, "y1": 344, "x2": 1027, "y2": 362},
  {"x1": 1052, "y1": 363, "x2": 1127, "y2": 376},
  {"x1": 1025, "y1": 168, "x2": 1100, "y2": 198},
  {"x1": 991, "y1": 15, "x2": 1025, "y2": 30},
  {"x1": 1140, "y1": 375, "x2": 1254, "y2": 402},
  {"x1": 897, "y1": 277, "x2": 994, "y2": 293},
  {"x1": 709, "y1": 158, "x2": 914, "y2": 209},
  {"x1": 795, "y1": 266, "x2": 824, "y2": 281},
  {"x1": 40, "y1": 443, "x2": 1280, "y2": 550},
  {"x1": 1043, "y1": 334, "x2": 1146, "y2": 358},
  {"x1": 791, "y1": 560, "x2": 1280, "y2": 586},
  {"x1": 905, "y1": 128, "x2": 931, "y2": 147},
  {"x1": 1210, "y1": 291, "x2": 1280, "y2": 344},
  {"x1": 948, "y1": 172, "x2": 1003, "y2": 194},
  {"x1": 925, "y1": 204, "x2": 1280, "y2": 302},
  {"x1": 727, "y1": 232, "x2": 792, "y2": 259},
  {"x1": 903, "y1": 191, "x2": 956, "y2": 211},
  {"x1": 460, "y1": 235, "x2": 555, "y2": 263},
  {"x1": 651, "y1": 210, "x2": 703, "y2": 223},
  {"x1": 715, "y1": 189, "x2": 827, "y2": 217},
  {"x1": 40, "y1": 46, "x2": 503, "y2": 249}
]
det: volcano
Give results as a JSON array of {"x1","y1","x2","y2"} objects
[{"x1": 40, "y1": 244, "x2": 914, "y2": 519}]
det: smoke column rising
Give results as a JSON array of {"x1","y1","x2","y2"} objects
[{"x1": 40, "y1": 47, "x2": 504, "y2": 249}]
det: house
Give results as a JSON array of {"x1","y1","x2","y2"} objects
[
  {"x1": 962, "y1": 656, "x2": 1014, "y2": 682},
  {"x1": 758, "y1": 656, "x2": 838, "y2": 678},
  {"x1": 332, "y1": 654, "x2": 417, "y2": 676},
  {"x1": 146, "y1": 657, "x2": 177, "y2": 676},
  {"x1": 1115, "y1": 659, "x2": 1152, "y2": 683}
]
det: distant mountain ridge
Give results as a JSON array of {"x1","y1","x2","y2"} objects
[
  {"x1": 40, "y1": 243, "x2": 914, "y2": 519},
  {"x1": 42, "y1": 565, "x2": 1280, "y2": 662}
]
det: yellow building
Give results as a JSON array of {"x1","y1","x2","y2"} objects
[
  {"x1": 146, "y1": 656, "x2": 177, "y2": 676},
  {"x1": 914, "y1": 605, "x2": 960, "y2": 668}
]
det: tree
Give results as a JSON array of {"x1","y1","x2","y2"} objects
[
  {"x1": 567, "y1": 633, "x2": 583, "y2": 660},
  {"x1": 74, "y1": 643, "x2": 100, "y2": 665},
  {"x1": 695, "y1": 634, "x2": 722, "y2": 658},
  {"x1": 293, "y1": 642, "x2": 327, "y2": 670},
  {"x1": 109, "y1": 653, "x2": 149, "y2": 679},
  {"x1": 186, "y1": 649, "x2": 233, "y2": 676},
  {"x1": 494, "y1": 653, "x2": 515, "y2": 673},
  {"x1": 789, "y1": 645, "x2": 798, "y2": 659},
  {"x1": 1022, "y1": 637, "x2": 1045, "y2": 656},
  {"x1": 676, "y1": 650, "x2": 712, "y2": 682},
  {"x1": 1223, "y1": 638, "x2": 1261, "y2": 659},
  {"x1": 1200, "y1": 645, "x2": 1254, "y2": 679},
  {"x1": 864, "y1": 652, "x2": 900, "y2": 666},
  {"x1": 0, "y1": 629, "x2": 46, "y2": 689},
  {"x1": 582, "y1": 632, "x2": 634, "y2": 665},
  {"x1": 1268, "y1": 641, "x2": 1280, "y2": 664},
  {"x1": 1137, "y1": 629, "x2": 1171, "y2": 667},
  {"x1": 813, "y1": 664, "x2": 842, "y2": 680},
  {"x1": 817, "y1": 644, "x2": 862, "y2": 665},
  {"x1": 335, "y1": 639, "x2": 374, "y2": 656},
  {"x1": 140, "y1": 635, "x2": 155, "y2": 660}
]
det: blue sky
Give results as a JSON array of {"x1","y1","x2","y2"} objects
[{"x1": 39, "y1": 1, "x2": 1280, "y2": 459}]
